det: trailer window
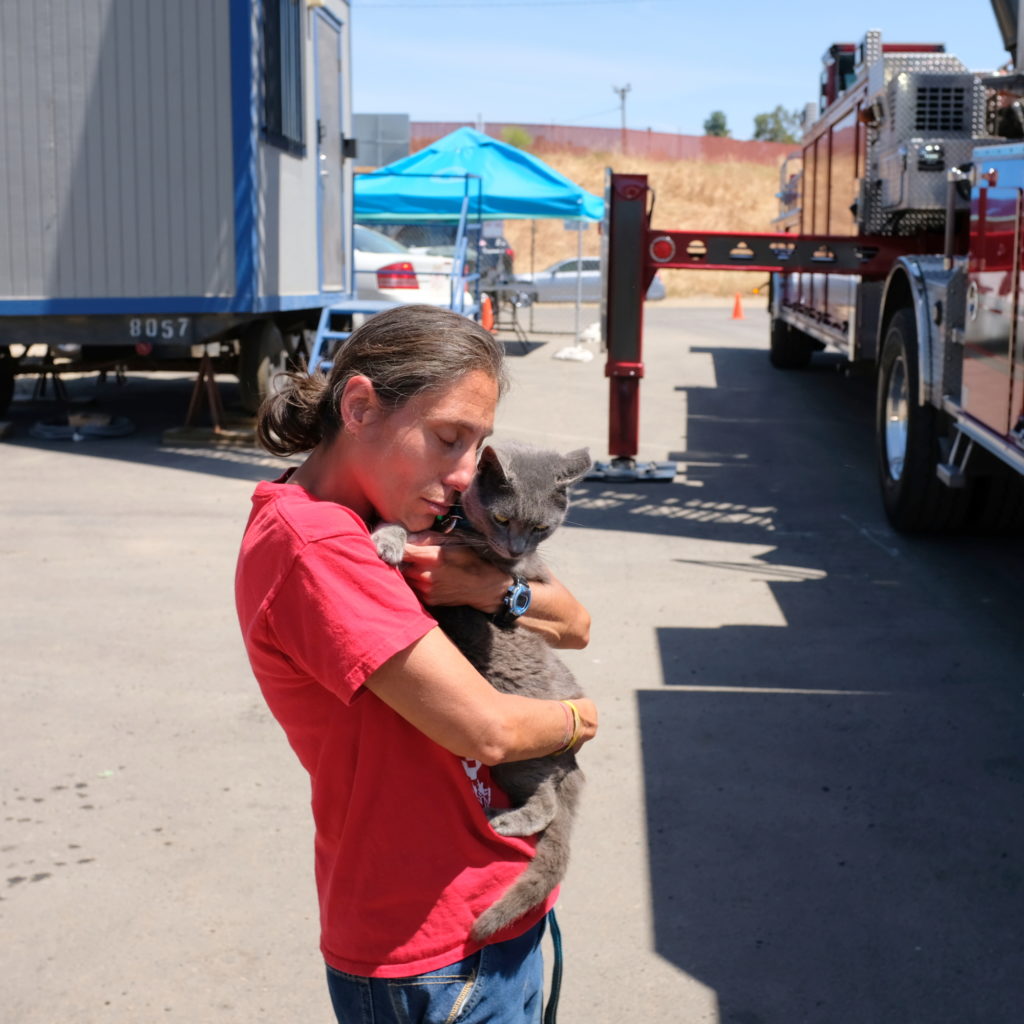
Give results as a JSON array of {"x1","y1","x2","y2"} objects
[{"x1": 263, "y1": 0, "x2": 305, "y2": 155}]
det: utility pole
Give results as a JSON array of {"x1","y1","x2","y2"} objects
[{"x1": 613, "y1": 83, "x2": 631, "y2": 153}]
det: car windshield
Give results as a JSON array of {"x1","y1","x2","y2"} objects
[
  {"x1": 396, "y1": 224, "x2": 457, "y2": 248},
  {"x1": 353, "y1": 225, "x2": 409, "y2": 254},
  {"x1": 551, "y1": 259, "x2": 600, "y2": 273}
]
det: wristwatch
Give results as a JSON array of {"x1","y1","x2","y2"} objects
[{"x1": 492, "y1": 574, "x2": 532, "y2": 629}]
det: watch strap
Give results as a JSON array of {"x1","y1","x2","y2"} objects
[{"x1": 492, "y1": 574, "x2": 531, "y2": 629}]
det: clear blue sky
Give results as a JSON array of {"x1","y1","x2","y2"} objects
[{"x1": 351, "y1": 0, "x2": 1009, "y2": 140}]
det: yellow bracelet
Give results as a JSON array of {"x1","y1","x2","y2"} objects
[
  {"x1": 554, "y1": 699, "x2": 582, "y2": 755},
  {"x1": 556, "y1": 699, "x2": 573, "y2": 750}
]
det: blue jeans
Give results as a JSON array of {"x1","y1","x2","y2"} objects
[{"x1": 325, "y1": 915, "x2": 547, "y2": 1024}]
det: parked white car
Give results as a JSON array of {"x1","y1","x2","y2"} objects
[
  {"x1": 354, "y1": 225, "x2": 470, "y2": 309},
  {"x1": 514, "y1": 257, "x2": 665, "y2": 302}
]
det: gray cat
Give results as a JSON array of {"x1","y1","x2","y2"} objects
[{"x1": 373, "y1": 441, "x2": 592, "y2": 941}]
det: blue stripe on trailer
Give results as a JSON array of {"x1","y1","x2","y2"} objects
[
  {"x1": 0, "y1": 294, "x2": 348, "y2": 316},
  {"x1": 230, "y1": 0, "x2": 259, "y2": 308}
]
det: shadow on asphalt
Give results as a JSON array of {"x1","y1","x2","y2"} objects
[
  {"x1": 3, "y1": 371, "x2": 297, "y2": 483},
  {"x1": 7, "y1": 336, "x2": 1023, "y2": 1020},
  {"x1": 500, "y1": 339, "x2": 549, "y2": 357},
  {"x1": 2, "y1": 338, "x2": 554, "y2": 482},
  {"x1": 572, "y1": 343, "x2": 1023, "y2": 1022}
]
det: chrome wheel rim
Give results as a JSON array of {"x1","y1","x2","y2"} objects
[{"x1": 884, "y1": 354, "x2": 909, "y2": 482}]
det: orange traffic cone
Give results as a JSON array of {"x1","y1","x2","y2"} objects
[
  {"x1": 732, "y1": 292, "x2": 744, "y2": 320},
  {"x1": 481, "y1": 293, "x2": 495, "y2": 332}
]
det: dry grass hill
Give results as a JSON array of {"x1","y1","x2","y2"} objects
[{"x1": 503, "y1": 150, "x2": 782, "y2": 298}]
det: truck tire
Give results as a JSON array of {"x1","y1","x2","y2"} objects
[
  {"x1": 0, "y1": 350, "x2": 16, "y2": 417},
  {"x1": 966, "y1": 448, "x2": 1024, "y2": 534},
  {"x1": 769, "y1": 318, "x2": 815, "y2": 369},
  {"x1": 238, "y1": 320, "x2": 288, "y2": 415},
  {"x1": 875, "y1": 309, "x2": 970, "y2": 532}
]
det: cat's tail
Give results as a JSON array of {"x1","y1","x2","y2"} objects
[{"x1": 470, "y1": 773, "x2": 581, "y2": 942}]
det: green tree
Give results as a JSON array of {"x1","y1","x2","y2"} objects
[
  {"x1": 703, "y1": 110, "x2": 730, "y2": 137},
  {"x1": 752, "y1": 105, "x2": 802, "y2": 143},
  {"x1": 501, "y1": 125, "x2": 533, "y2": 150}
]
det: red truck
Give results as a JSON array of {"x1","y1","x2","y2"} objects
[{"x1": 602, "y1": 5, "x2": 1024, "y2": 532}]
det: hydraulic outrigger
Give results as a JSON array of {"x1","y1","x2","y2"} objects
[{"x1": 594, "y1": 171, "x2": 943, "y2": 481}]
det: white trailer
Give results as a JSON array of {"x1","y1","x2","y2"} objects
[{"x1": 0, "y1": 0, "x2": 357, "y2": 414}]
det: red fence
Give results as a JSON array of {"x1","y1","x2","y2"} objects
[{"x1": 410, "y1": 122, "x2": 793, "y2": 166}]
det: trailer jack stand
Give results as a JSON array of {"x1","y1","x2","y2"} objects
[
  {"x1": 586, "y1": 456, "x2": 677, "y2": 482},
  {"x1": 31, "y1": 348, "x2": 69, "y2": 404},
  {"x1": 183, "y1": 350, "x2": 226, "y2": 432}
]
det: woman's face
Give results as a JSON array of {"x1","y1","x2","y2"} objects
[{"x1": 355, "y1": 369, "x2": 499, "y2": 530}]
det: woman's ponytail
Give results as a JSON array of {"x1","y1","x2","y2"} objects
[{"x1": 256, "y1": 369, "x2": 336, "y2": 457}]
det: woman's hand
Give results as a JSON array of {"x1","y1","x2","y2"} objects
[
  {"x1": 400, "y1": 531, "x2": 509, "y2": 612},
  {"x1": 400, "y1": 532, "x2": 591, "y2": 649}
]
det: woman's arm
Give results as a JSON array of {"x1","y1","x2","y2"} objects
[
  {"x1": 399, "y1": 534, "x2": 591, "y2": 649},
  {"x1": 364, "y1": 626, "x2": 598, "y2": 765},
  {"x1": 516, "y1": 575, "x2": 591, "y2": 649}
]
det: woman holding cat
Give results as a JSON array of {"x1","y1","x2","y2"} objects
[{"x1": 235, "y1": 304, "x2": 598, "y2": 1024}]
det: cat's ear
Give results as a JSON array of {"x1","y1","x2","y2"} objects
[
  {"x1": 556, "y1": 448, "x2": 592, "y2": 487},
  {"x1": 478, "y1": 444, "x2": 512, "y2": 483}
]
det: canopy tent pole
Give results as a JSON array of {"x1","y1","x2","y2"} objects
[
  {"x1": 529, "y1": 220, "x2": 536, "y2": 334},
  {"x1": 574, "y1": 220, "x2": 583, "y2": 342}
]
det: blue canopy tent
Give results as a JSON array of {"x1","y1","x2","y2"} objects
[
  {"x1": 353, "y1": 127, "x2": 604, "y2": 223},
  {"x1": 353, "y1": 128, "x2": 604, "y2": 345}
]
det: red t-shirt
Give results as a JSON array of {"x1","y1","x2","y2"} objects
[{"x1": 235, "y1": 474, "x2": 555, "y2": 977}]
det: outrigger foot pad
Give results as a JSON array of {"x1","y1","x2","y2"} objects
[{"x1": 585, "y1": 458, "x2": 677, "y2": 482}]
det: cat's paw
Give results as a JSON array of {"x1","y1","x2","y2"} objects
[{"x1": 373, "y1": 524, "x2": 408, "y2": 565}]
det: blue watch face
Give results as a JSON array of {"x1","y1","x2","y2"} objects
[{"x1": 508, "y1": 581, "x2": 532, "y2": 617}]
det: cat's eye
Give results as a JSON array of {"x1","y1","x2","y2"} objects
[
  {"x1": 532, "y1": 525, "x2": 549, "y2": 533},
  {"x1": 492, "y1": 512, "x2": 509, "y2": 524}
]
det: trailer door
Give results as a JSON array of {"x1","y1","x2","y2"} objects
[{"x1": 315, "y1": 10, "x2": 345, "y2": 292}]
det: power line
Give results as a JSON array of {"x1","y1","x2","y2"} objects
[{"x1": 562, "y1": 106, "x2": 623, "y2": 125}]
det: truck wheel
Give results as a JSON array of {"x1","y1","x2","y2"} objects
[
  {"x1": 966, "y1": 448, "x2": 1024, "y2": 534},
  {"x1": 238, "y1": 320, "x2": 288, "y2": 415},
  {"x1": 769, "y1": 318, "x2": 814, "y2": 369},
  {"x1": 0, "y1": 350, "x2": 16, "y2": 417},
  {"x1": 875, "y1": 309, "x2": 970, "y2": 532}
]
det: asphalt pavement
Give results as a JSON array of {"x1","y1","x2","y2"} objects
[{"x1": 2, "y1": 299, "x2": 1023, "y2": 1023}]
